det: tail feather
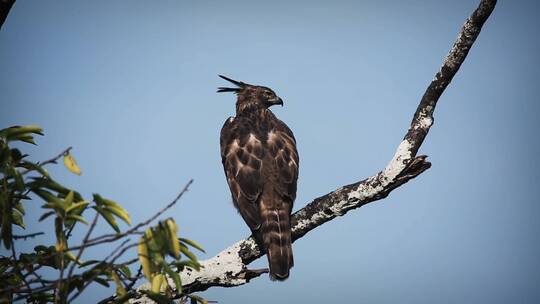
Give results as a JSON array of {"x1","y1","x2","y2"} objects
[{"x1": 261, "y1": 206, "x2": 293, "y2": 281}]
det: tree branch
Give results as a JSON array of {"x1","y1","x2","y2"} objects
[
  {"x1": 0, "y1": 0, "x2": 15, "y2": 30},
  {"x1": 21, "y1": 146, "x2": 72, "y2": 175},
  {"x1": 131, "y1": 0, "x2": 497, "y2": 302},
  {"x1": 12, "y1": 232, "x2": 45, "y2": 240}
]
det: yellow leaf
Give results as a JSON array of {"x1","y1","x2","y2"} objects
[
  {"x1": 165, "y1": 219, "x2": 181, "y2": 259},
  {"x1": 151, "y1": 274, "x2": 164, "y2": 293},
  {"x1": 104, "y1": 205, "x2": 132, "y2": 226},
  {"x1": 64, "y1": 191, "x2": 74, "y2": 207},
  {"x1": 66, "y1": 251, "x2": 83, "y2": 265},
  {"x1": 138, "y1": 237, "x2": 153, "y2": 280},
  {"x1": 111, "y1": 272, "x2": 127, "y2": 296},
  {"x1": 63, "y1": 153, "x2": 82, "y2": 175}
]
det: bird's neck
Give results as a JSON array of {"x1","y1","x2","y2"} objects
[{"x1": 236, "y1": 102, "x2": 268, "y2": 116}]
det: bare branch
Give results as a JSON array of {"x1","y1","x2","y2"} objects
[
  {"x1": 21, "y1": 146, "x2": 72, "y2": 175},
  {"x1": 12, "y1": 232, "x2": 45, "y2": 240},
  {"x1": 10, "y1": 242, "x2": 33, "y2": 299},
  {"x1": 65, "y1": 213, "x2": 99, "y2": 291},
  {"x1": 0, "y1": 0, "x2": 15, "y2": 30},
  {"x1": 4, "y1": 179, "x2": 192, "y2": 302},
  {"x1": 68, "y1": 179, "x2": 194, "y2": 251},
  {"x1": 68, "y1": 239, "x2": 131, "y2": 303},
  {"x1": 131, "y1": 0, "x2": 497, "y2": 301}
]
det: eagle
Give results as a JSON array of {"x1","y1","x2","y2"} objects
[{"x1": 218, "y1": 75, "x2": 299, "y2": 281}]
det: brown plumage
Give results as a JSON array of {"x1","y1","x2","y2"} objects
[{"x1": 218, "y1": 75, "x2": 299, "y2": 281}]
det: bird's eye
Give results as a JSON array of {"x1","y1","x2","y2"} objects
[{"x1": 264, "y1": 91, "x2": 272, "y2": 96}]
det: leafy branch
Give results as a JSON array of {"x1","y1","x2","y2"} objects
[{"x1": 0, "y1": 126, "x2": 206, "y2": 304}]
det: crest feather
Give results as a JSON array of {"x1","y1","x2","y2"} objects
[{"x1": 217, "y1": 75, "x2": 247, "y2": 93}]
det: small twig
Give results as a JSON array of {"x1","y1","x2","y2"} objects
[
  {"x1": 107, "y1": 240, "x2": 132, "y2": 262},
  {"x1": 10, "y1": 242, "x2": 33, "y2": 300},
  {"x1": 67, "y1": 239, "x2": 131, "y2": 303},
  {"x1": 96, "y1": 265, "x2": 143, "y2": 304},
  {"x1": 127, "y1": 266, "x2": 143, "y2": 290},
  {"x1": 21, "y1": 146, "x2": 72, "y2": 175},
  {"x1": 12, "y1": 285, "x2": 56, "y2": 301},
  {"x1": 17, "y1": 179, "x2": 194, "y2": 279},
  {"x1": 63, "y1": 212, "x2": 99, "y2": 300},
  {"x1": 9, "y1": 261, "x2": 141, "y2": 302},
  {"x1": 23, "y1": 264, "x2": 43, "y2": 281},
  {"x1": 4, "y1": 166, "x2": 189, "y2": 303},
  {"x1": 66, "y1": 213, "x2": 99, "y2": 279},
  {"x1": 68, "y1": 179, "x2": 194, "y2": 251},
  {"x1": 12, "y1": 232, "x2": 44, "y2": 240},
  {"x1": 55, "y1": 249, "x2": 65, "y2": 303},
  {"x1": 38, "y1": 146, "x2": 72, "y2": 167},
  {"x1": 27, "y1": 265, "x2": 47, "y2": 289}
]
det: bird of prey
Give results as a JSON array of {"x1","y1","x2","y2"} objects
[{"x1": 218, "y1": 75, "x2": 299, "y2": 281}]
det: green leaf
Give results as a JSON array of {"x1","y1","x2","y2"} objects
[
  {"x1": 143, "y1": 291, "x2": 172, "y2": 304},
  {"x1": 93, "y1": 277, "x2": 110, "y2": 287},
  {"x1": 15, "y1": 135, "x2": 37, "y2": 145},
  {"x1": 104, "y1": 205, "x2": 131, "y2": 226},
  {"x1": 79, "y1": 260, "x2": 100, "y2": 267},
  {"x1": 94, "y1": 206, "x2": 120, "y2": 233},
  {"x1": 11, "y1": 168, "x2": 25, "y2": 191},
  {"x1": 13, "y1": 193, "x2": 31, "y2": 200},
  {"x1": 12, "y1": 210, "x2": 25, "y2": 228},
  {"x1": 151, "y1": 274, "x2": 164, "y2": 293},
  {"x1": 33, "y1": 189, "x2": 65, "y2": 209},
  {"x1": 174, "y1": 260, "x2": 202, "y2": 272},
  {"x1": 19, "y1": 253, "x2": 38, "y2": 264},
  {"x1": 20, "y1": 161, "x2": 50, "y2": 178},
  {"x1": 93, "y1": 195, "x2": 131, "y2": 225},
  {"x1": 111, "y1": 271, "x2": 126, "y2": 297},
  {"x1": 163, "y1": 219, "x2": 180, "y2": 259},
  {"x1": 179, "y1": 238, "x2": 205, "y2": 253},
  {"x1": 14, "y1": 201, "x2": 25, "y2": 215},
  {"x1": 112, "y1": 293, "x2": 134, "y2": 304},
  {"x1": 93, "y1": 193, "x2": 105, "y2": 205},
  {"x1": 64, "y1": 191, "x2": 74, "y2": 207},
  {"x1": 2, "y1": 125, "x2": 44, "y2": 138},
  {"x1": 65, "y1": 214, "x2": 88, "y2": 225},
  {"x1": 1, "y1": 208, "x2": 13, "y2": 249},
  {"x1": 0, "y1": 144, "x2": 8, "y2": 163},
  {"x1": 30, "y1": 178, "x2": 83, "y2": 201},
  {"x1": 34, "y1": 245, "x2": 49, "y2": 252},
  {"x1": 145, "y1": 227, "x2": 164, "y2": 253},
  {"x1": 41, "y1": 202, "x2": 64, "y2": 216},
  {"x1": 38, "y1": 211, "x2": 55, "y2": 222},
  {"x1": 100, "y1": 197, "x2": 122, "y2": 208},
  {"x1": 10, "y1": 148, "x2": 24, "y2": 162},
  {"x1": 118, "y1": 265, "x2": 132, "y2": 278},
  {"x1": 179, "y1": 244, "x2": 198, "y2": 263},
  {"x1": 66, "y1": 201, "x2": 89, "y2": 214},
  {"x1": 66, "y1": 251, "x2": 83, "y2": 265},
  {"x1": 54, "y1": 217, "x2": 67, "y2": 251},
  {"x1": 162, "y1": 262, "x2": 182, "y2": 294},
  {"x1": 189, "y1": 295, "x2": 208, "y2": 304}
]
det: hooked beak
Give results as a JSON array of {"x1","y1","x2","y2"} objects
[{"x1": 269, "y1": 97, "x2": 284, "y2": 107}]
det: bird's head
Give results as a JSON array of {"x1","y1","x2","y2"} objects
[{"x1": 217, "y1": 75, "x2": 283, "y2": 113}]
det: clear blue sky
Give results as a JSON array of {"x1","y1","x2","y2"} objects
[{"x1": 1, "y1": 1, "x2": 539, "y2": 303}]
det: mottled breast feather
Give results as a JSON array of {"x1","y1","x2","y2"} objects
[
  {"x1": 221, "y1": 107, "x2": 299, "y2": 281},
  {"x1": 220, "y1": 112, "x2": 299, "y2": 230}
]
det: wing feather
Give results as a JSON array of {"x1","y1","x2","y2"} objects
[
  {"x1": 220, "y1": 117, "x2": 264, "y2": 230},
  {"x1": 268, "y1": 122, "x2": 299, "y2": 203}
]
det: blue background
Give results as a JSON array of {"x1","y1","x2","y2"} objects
[{"x1": 1, "y1": 1, "x2": 539, "y2": 303}]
